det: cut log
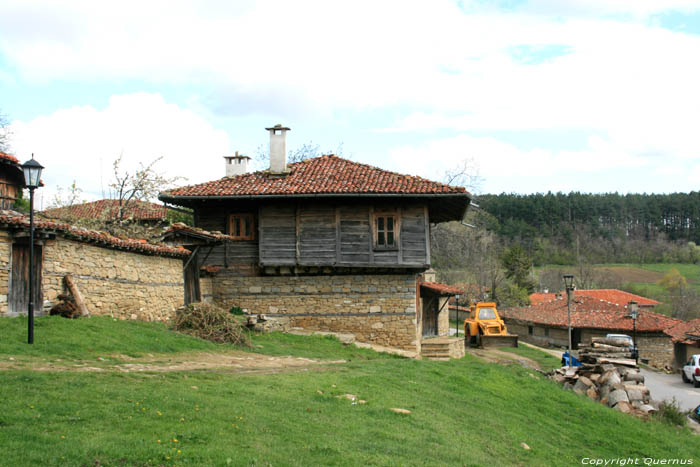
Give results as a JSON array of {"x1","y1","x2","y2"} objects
[
  {"x1": 64, "y1": 275, "x2": 89, "y2": 317},
  {"x1": 624, "y1": 372, "x2": 644, "y2": 383},
  {"x1": 591, "y1": 337, "x2": 633, "y2": 347},
  {"x1": 592, "y1": 342, "x2": 628, "y2": 351},
  {"x1": 607, "y1": 389, "x2": 630, "y2": 407}
]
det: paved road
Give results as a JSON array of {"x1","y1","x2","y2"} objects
[{"x1": 642, "y1": 369, "x2": 700, "y2": 412}]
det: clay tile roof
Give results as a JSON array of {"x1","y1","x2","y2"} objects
[
  {"x1": 42, "y1": 199, "x2": 169, "y2": 222},
  {"x1": 0, "y1": 210, "x2": 188, "y2": 258},
  {"x1": 529, "y1": 289, "x2": 660, "y2": 307},
  {"x1": 421, "y1": 281, "x2": 464, "y2": 296},
  {"x1": 502, "y1": 295, "x2": 681, "y2": 333},
  {"x1": 529, "y1": 292, "x2": 557, "y2": 305},
  {"x1": 0, "y1": 152, "x2": 20, "y2": 164},
  {"x1": 665, "y1": 318, "x2": 700, "y2": 344},
  {"x1": 161, "y1": 154, "x2": 468, "y2": 198}
]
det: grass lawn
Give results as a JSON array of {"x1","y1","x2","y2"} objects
[
  {"x1": 0, "y1": 317, "x2": 698, "y2": 466},
  {"x1": 500, "y1": 345, "x2": 562, "y2": 371}
]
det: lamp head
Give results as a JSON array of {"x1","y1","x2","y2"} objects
[{"x1": 21, "y1": 155, "x2": 44, "y2": 189}]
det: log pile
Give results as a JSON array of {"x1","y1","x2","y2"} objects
[{"x1": 549, "y1": 337, "x2": 659, "y2": 418}]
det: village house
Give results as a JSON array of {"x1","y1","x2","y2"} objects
[
  {"x1": 0, "y1": 152, "x2": 26, "y2": 210},
  {"x1": 665, "y1": 318, "x2": 700, "y2": 369},
  {"x1": 159, "y1": 125, "x2": 470, "y2": 357},
  {"x1": 500, "y1": 295, "x2": 681, "y2": 369}
]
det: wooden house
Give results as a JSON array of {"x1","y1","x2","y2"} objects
[
  {"x1": 0, "y1": 152, "x2": 24, "y2": 210},
  {"x1": 159, "y1": 125, "x2": 470, "y2": 355}
]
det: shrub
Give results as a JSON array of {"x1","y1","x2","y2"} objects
[
  {"x1": 172, "y1": 303, "x2": 250, "y2": 346},
  {"x1": 654, "y1": 398, "x2": 687, "y2": 427}
]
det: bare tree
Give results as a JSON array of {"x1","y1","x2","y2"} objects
[
  {"x1": 109, "y1": 154, "x2": 183, "y2": 222},
  {"x1": 0, "y1": 110, "x2": 12, "y2": 153},
  {"x1": 47, "y1": 181, "x2": 83, "y2": 210},
  {"x1": 443, "y1": 156, "x2": 483, "y2": 193}
]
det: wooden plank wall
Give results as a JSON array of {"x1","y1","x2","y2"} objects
[{"x1": 196, "y1": 201, "x2": 430, "y2": 268}]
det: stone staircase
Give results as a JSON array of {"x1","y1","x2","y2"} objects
[{"x1": 421, "y1": 337, "x2": 465, "y2": 360}]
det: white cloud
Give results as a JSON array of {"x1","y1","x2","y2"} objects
[
  {"x1": 388, "y1": 133, "x2": 695, "y2": 194},
  {"x1": 9, "y1": 93, "x2": 230, "y2": 208}
]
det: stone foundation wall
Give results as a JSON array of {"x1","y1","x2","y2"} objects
[
  {"x1": 212, "y1": 271, "x2": 419, "y2": 350},
  {"x1": 0, "y1": 233, "x2": 184, "y2": 321}
]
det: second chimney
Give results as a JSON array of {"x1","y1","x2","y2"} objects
[
  {"x1": 224, "y1": 151, "x2": 251, "y2": 177},
  {"x1": 266, "y1": 124, "x2": 291, "y2": 174}
]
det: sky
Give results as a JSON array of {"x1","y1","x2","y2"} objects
[{"x1": 2, "y1": 0, "x2": 700, "y2": 209}]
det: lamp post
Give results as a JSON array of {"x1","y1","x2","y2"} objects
[
  {"x1": 562, "y1": 274, "x2": 575, "y2": 367},
  {"x1": 455, "y1": 294, "x2": 460, "y2": 338},
  {"x1": 627, "y1": 301, "x2": 639, "y2": 365},
  {"x1": 21, "y1": 154, "x2": 44, "y2": 345}
]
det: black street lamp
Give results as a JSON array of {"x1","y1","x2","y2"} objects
[
  {"x1": 627, "y1": 301, "x2": 639, "y2": 365},
  {"x1": 21, "y1": 154, "x2": 43, "y2": 345},
  {"x1": 563, "y1": 274, "x2": 575, "y2": 367},
  {"x1": 455, "y1": 294, "x2": 461, "y2": 338}
]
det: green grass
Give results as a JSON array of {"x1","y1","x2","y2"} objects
[{"x1": 0, "y1": 317, "x2": 698, "y2": 466}]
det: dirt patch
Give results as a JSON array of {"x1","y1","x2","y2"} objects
[
  {"x1": 0, "y1": 351, "x2": 346, "y2": 375},
  {"x1": 598, "y1": 266, "x2": 665, "y2": 284},
  {"x1": 466, "y1": 348, "x2": 541, "y2": 370}
]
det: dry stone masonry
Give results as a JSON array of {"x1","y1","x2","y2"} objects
[{"x1": 212, "y1": 271, "x2": 419, "y2": 350}]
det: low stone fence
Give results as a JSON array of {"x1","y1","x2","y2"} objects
[{"x1": 0, "y1": 231, "x2": 185, "y2": 321}]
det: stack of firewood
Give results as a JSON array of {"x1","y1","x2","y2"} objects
[{"x1": 549, "y1": 337, "x2": 659, "y2": 417}]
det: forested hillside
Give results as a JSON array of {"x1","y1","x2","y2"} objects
[
  {"x1": 476, "y1": 192, "x2": 700, "y2": 265},
  {"x1": 430, "y1": 192, "x2": 700, "y2": 318}
]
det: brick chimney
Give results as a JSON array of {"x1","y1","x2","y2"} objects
[
  {"x1": 265, "y1": 124, "x2": 290, "y2": 174},
  {"x1": 224, "y1": 151, "x2": 250, "y2": 177}
]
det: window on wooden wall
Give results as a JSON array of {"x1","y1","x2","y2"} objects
[
  {"x1": 228, "y1": 213, "x2": 255, "y2": 240},
  {"x1": 373, "y1": 213, "x2": 399, "y2": 249}
]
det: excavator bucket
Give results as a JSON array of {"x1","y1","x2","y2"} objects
[{"x1": 480, "y1": 334, "x2": 519, "y2": 348}]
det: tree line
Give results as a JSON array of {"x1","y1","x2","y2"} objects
[{"x1": 476, "y1": 192, "x2": 700, "y2": 265}]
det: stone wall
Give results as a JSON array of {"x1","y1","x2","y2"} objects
[
  {"x1": 506, "y1": 321, "x2": 569, "y2": 348},
  {"x1": 0, "y1": 232, "x2": 11, "y2": 313},
  {"x1": 0, "y1": 233, "x2": 184, "y2": 321},
  {"x1": 212, "y1": 271, "x2": 419, "y2": 350}
]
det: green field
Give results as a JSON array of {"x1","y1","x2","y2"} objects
[{"x1": 0, "y1": 316, "x2": 697, "y2": 466}]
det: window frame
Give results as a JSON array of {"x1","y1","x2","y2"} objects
[
  {"x1": 228, "y1": 213, "x2": 256, "y2": 241},
  {"x1": 373, "y1": 212, "x2": 399, "y2": 250}
]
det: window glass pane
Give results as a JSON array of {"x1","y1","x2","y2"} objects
[
  {"x1": 377, "y1": 217, "x2": 384, "y2": 231},
  {"x1": 244, "y1": 217, "x2": 251, "y2": 237},
  {"x1": 234, "y1": 218, "x2": 241, "y2": 236},
  {"x1": 387, "y1": 232, "x2": 394, "y2": 246},
  {"x1": 387, "y1": 217, "x2": 394, "y2": 231},
  {"x1": 378, "y1": 232, "x2": 385, "y2": 245}
]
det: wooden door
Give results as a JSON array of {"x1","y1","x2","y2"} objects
[
  {"x1": 184, "y1": 253, "x2": 201, "y2": 305},
  {"x1": 422, "y1": 296, "x2": 438, "y2": 337},
  {"x1": 9, "y1": 243, "x2": 42, "y2": 315}
]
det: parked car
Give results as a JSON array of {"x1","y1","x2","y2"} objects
[
  {"x1": 682, "y1": 354, "x2": 700, "y2": 388},
  {"x1": 606, "y1": 333, "x2": 638, "y2": 360}
]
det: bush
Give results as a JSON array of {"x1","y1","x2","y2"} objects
[
  {"x1": 172, "y1": 303, "x2": 250, "y2": 346},
  {"x1": 654, "y1": 398, "x2": 687, "y2": 427}
]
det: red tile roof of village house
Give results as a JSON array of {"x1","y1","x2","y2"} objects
[
  {"x1": 529, "y1": 289, "x2": 661, "y2": 307},
  {"x1": 161, "y1": 154, "x2": 468, "y2": 198},
  {"x1": 665, "y1": 318, "x2": 700, "y2": 344},
  {"x1": 501, "y1": 295, "x2": 681, "y2": 333},
  {"x1": 42, "y1": 199, "x2": 169, "y2": 222},
  {"x1": 421, "y1": 281, "x2": 464, "y2": 296},
  {"x1": 0, "y1": 210, "x2": 188, "y2": 258},
  {"x1": 0, "y1": 152, "x2": 19, "y2": 164}
]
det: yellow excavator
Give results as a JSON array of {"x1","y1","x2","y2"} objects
[{"x1": 464, "y1": 302, "x2": 518, "y2": 348}]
